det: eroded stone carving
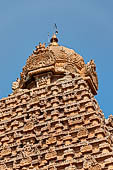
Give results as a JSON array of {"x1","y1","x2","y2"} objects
[
  {"x1": 12, "y1": 78, "x2": 20, "y2": 92},
  {"x1": 80, "y1": 59, "x2": 98, "y2": 93}
]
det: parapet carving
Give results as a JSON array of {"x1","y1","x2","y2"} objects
[
  {"x1": 80, "y1": 59, "x2": 98, "y2": 94},
  {"x1": 12, "y1": 78, "x2": 20, "y2": 92},
  {"x1": 107, "y1": 115, "x2": 113, "y2": 127},
  {"x1": 81, "y1": 60, "x2": 98, "y2": 89}
]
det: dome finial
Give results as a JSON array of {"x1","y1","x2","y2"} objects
[{"x1": 50, "y1": 24, "x2": 59, "y2": 46}]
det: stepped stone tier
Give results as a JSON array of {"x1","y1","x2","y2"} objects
[{"x1": 0, "y1": 34, "x2": 113, "y2": 170}]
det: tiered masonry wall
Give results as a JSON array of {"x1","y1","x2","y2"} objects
[{"x1": 0, "y1": 74, "x2": 113, "y2": 170}]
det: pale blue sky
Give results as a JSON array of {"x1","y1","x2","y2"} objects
[{"x1": 0, "y1": 0, "x2": 113, "y2": 118}]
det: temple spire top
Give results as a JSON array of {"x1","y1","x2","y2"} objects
[
  {"x1": 50, "y1": 33, "x2": 58, "y2": 46},
  {"x1": 50, "y1": 24, "x2": 59, "y2": 46}
]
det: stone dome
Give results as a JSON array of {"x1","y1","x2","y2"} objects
[{"x1": 17, "y1": 34, "x2": 98, "y2": 95}]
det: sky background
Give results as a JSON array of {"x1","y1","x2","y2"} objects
[{"x1": 0, "y1": 0, "x2": 113, "y2": 118}]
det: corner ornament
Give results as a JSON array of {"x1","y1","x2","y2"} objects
[{"x1": 80, "y1": 59, "x2": 98, "y2": 95}]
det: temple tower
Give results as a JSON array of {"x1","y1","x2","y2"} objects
[{"x1": 0, "y1": 33, "x2": 113, "y2": 170}]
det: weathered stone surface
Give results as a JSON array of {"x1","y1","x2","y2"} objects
[{"x1": 0, "y1": 33, "x2": 112, "y2": 169}]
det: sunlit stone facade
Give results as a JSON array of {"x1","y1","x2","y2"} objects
[{"x1": 0, "y1": 34, "x2": 113, "y2": 170}]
